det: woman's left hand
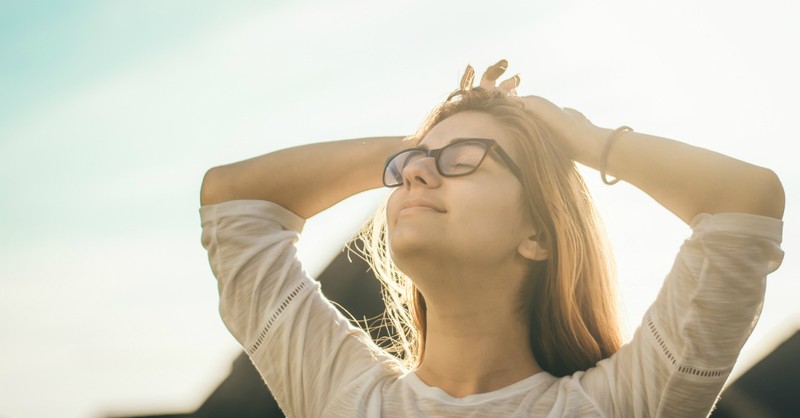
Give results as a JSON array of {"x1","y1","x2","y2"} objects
[
  {"x1": 465, "y1": 60, "x2": 610, "y2": 165},
  {"x1": 466, "y1": 60, "x2": 785, "y2": 221},
  {"x1": 462, "y1": 60, "x2": 520, "y2": 95},
  {"x1": 514, "y1": 95, "x2": 610, "y2": 165}
]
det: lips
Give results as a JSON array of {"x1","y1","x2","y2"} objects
[{"x1": 400, "y1": 198, "x2": 446, "y2": 213}]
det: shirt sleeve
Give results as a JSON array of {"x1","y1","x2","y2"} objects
[
  {"x1": 580, "y1": 212, "x2": 784, "y2": 418},
  {"x1": 200, "y1": 200, "x2": 400, "y2": 418}
]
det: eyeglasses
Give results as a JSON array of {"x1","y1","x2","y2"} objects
[{"x1": 383, "y1": 138, "x2": 524, "y2": 188}]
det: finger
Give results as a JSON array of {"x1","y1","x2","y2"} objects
[
  {"x1": 498, "y1": 74, "x2": 520, "y2": 92},
  {"x1": 480, "y1": 59, "x2": 508, "y2": 88},
  {"x1": 460, "y1": 64, "x2": 475, "y2": 91},
  {"x1": 480, "y1": 59, "x2": 508, "y2": 89}
]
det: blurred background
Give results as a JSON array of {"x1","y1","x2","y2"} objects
[{"x1": 1, "y1": 0, "x2": 798, "y2": 417}]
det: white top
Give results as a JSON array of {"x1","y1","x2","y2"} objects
[{"x1": 200, "y1": 199, "x2": 783, "y2": 418}]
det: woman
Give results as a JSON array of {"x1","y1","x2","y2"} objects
[{"x1": 200, "y1": 60, "x2": 784, "y2": 417}]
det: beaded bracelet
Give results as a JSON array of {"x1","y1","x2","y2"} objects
[{"x1": 599, "y1": 126, "x2": 633, "y2": 185}]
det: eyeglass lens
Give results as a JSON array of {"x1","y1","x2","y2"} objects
[{"x1": 383, "y1": 141, "x2": 489, "y2": 187}]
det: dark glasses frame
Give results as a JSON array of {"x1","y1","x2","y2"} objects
[{"x1": 382, "y1": 138, "x2": 524, "y2": 188}]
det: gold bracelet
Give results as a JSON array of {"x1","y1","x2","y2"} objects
[{"x1": 599, "y1": 126, "x2": 633, "y2": 185}]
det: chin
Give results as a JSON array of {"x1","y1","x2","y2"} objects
[
  {"x1": 387, "y1": 214, "x2": 449, "y2": 269},
  {"x1": 388, "y1": 233, "x2": 437, "y2": 271},
  {"x1": 388, "y1": 233, "x2": 425, "y2": 260}
]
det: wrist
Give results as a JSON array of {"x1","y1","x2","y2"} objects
[
  {"x1": 598, "y1": 126, "x2": 633, "y2": 185},
  {"x1": 571, "y1": 126, "x2": 613, "y2": 168}
]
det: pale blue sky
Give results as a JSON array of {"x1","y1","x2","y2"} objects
[{"x1": 1, "y1": 1, "x2": 798, "y2": 417}]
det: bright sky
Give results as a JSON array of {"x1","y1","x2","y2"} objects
[{"x1": 1, "y1": 1, "x2": 798, "y2": 417}]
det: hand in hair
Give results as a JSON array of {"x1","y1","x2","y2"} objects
[
  {"x1": 460, "y1": 59, "x2": 784, "y2": 221},
  {"x1": 461, "y1": 59, "x2": 521, "y2": 95},
  {"x1": 459, "y1": 60, "x2": 603, "y2": 164},
  {"x1": 515, "y1": 95, "x2": 608, "y2": 165}
]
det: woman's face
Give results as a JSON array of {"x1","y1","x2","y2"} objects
[{"x1": 387, "y1": 111, "x2": 545, "y2": 278}]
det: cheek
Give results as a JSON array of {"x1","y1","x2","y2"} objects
[
  {"x1": 467, "y1": 187, "x2": 527, "y2": 234},
  {"x1": 385, "y1": 190, "x2": 401, "y2": 229},
  {"x1": 387, "y1": 188, "x2": 399, "y2": 211}
]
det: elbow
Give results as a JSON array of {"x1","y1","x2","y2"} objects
[
  {"x1": 756, "y1": 168, "x2": 785, "y2": 220},
  {"x1": 702, "y1": 167, "x2": 785, "y2": 220},
  {"x1": 748, "y1": 168, "x2": 786, "y2": 219},
  {"x1": 200, "y1": 166, "x2": 227, "y2": 206}
]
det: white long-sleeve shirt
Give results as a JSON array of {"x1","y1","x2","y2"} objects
[{"x1": 200, "y1": 199, "x2": 783, "y2": 417}]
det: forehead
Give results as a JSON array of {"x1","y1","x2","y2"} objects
[{"x1": 420, "y1": 111, "x2": 514, "y2": 150}]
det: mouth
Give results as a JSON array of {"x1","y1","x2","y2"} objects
[{"x1": 400, "y1": 198, "x2": 445, "y2": 213}]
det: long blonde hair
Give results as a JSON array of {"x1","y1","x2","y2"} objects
[{"x1": 357, "y1": 88, "x2": 621, "y2": 377}]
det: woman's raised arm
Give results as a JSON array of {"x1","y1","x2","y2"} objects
[
  {"x1": 200, "y1": 136, "x2": 404, "y2": 218},
  {"x1": 459, "y1": 60, "x2": 784, "y2": 223},
  {"x1": 517, "y1": 96, "x2": 785, "y2": 223}
]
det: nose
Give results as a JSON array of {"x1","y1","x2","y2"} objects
[{"x1": 401, "y1": 154, "x2": 442, "y2": 189}]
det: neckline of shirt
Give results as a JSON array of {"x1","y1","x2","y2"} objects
[{"x1": 401, "y1": 370, "x2": 554, "y2": 405}]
